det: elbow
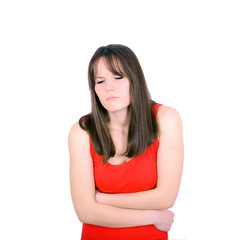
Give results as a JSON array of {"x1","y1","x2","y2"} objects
[
  {"x1": 167, "y1": 201, "x2": 175, "y2": 209},
  {"x1": 77, "y1": 209, "x2": 95, "y2": 224},
  {"x1": 78, "y1": 216, "x2": 87, "y2": 223},
  {"x1": 77, "y1": 211, "x2": 86, "y2": 223},
  {"x1": 165, "y1": 195, "x2": 176, "y2": 209},
  {"x1": 167, "y1": 197, "x2": 177, "y2": 209},
  {"x1": 157, "y1": 193, "x2": 176, "y2": 209},
  {"x1": 76, "y1": 210, "x2": 89, "y2": 223},
  {"x1": 75, "y1": 202, "x2": 97, "y2": 224},
  {"x1": 158, "y1": 201, "x2": 174, "y2": 210}
]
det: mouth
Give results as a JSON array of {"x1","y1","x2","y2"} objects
[{"x1": 106, "y1": 96, "x2": 119, "y2": 101}]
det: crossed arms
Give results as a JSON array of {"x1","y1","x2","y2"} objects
[{"x1": 68, "y1": 106, "x2": 184, "y2": 230}]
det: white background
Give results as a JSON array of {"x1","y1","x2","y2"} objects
[{"x1": 0, "y1": 0, "x2": 243, "y2": 239}]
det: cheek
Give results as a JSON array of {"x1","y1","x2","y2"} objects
[
  {"x1": 121, "y1": 82, "x2": 130, "y2": 103},
  {"x1": 125, "y1": 82, "x2": 130, "y2": 98},
  {"x1": 94, "y1": 86, "x2": 101, "y2": 98},
  {"x1": 94, "y1": 88, "x2": 103, "y2": 105}
]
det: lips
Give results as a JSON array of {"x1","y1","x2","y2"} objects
[{"x1": 106, "y1": 96, "x2": 119, "y2": 101}]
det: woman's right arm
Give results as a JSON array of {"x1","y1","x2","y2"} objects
[{"x1": 68, "y1": 122, "x2": 174, "y2": 230}]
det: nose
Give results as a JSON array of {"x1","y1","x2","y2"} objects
[{"x1": 105, "y1": 79, "x2": 115, "y2": 91}]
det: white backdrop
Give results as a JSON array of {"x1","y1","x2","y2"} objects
[{"x1": 1, "y1": 1, "x2": 243, "y2": 239}]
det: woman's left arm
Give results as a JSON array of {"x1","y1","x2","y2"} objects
[{"x1": 96, "y1": 106, "x2": 184, "y2": 210}]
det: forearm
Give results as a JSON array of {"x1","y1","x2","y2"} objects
[
  {"x1": 96, "y1": 188, "x2": 174, "y2": 210},
  {"x1": 78, "y1": 201, "x2": 158, "y2": 228}
]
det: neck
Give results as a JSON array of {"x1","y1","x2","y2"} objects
[{"x1": 108, "y1": 108, "x2": 129, "y2": 131}]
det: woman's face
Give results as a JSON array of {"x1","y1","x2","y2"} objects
[{"x1": 94, "y1": 58, "x2": 130, "y2": 114}]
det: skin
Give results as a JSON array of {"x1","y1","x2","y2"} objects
[
  {"x1": 68, "y1": 57, "x2": 183, "y2": 231},
  {"x1": 96, "y1": 105, "x2": 184, "y2": 210},
  {"x1": 94, "y1": 58, "x2": 131, "y2": 164}
]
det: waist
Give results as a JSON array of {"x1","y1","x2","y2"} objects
[{"x1": 81, "y1": 223, "x2": 168, "y2": 240}]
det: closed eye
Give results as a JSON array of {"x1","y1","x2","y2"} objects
[
  {"x1": 114, "y1": 76, "x2": 123, "y2": 80},
  {"x1": 97, "y1": 80, "x2": 104, "y2": 84}
]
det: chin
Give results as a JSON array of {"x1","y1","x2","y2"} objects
[{"x1": 105, "y1": 104, "x2": 129, "y2": 113}]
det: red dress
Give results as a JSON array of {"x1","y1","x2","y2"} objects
[{"x1": 81, "y1": 103, "x2": 168, "y2": 240}]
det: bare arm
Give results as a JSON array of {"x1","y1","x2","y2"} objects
[
  {"x1": 96, "y1": 106, "x2": 184, "y2": 210},
  {"x1": 68, "y1": 122, "x2": 174, "y2": 229}
]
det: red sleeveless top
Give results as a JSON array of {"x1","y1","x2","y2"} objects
[{"x1": 81, "y1": 103, "x2": 168, "y2": 240}]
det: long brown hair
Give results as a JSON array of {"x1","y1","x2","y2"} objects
[{"x1": 79, "y1": 44, "x2": 158, "y2": 164}]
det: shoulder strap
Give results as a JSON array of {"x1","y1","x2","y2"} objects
[
  {"x1": 89, "y1": 136, "x2": 95, "y2": 158},
  {"x1": 152, "y1": 103, "x2": 163, "y2": 119}
]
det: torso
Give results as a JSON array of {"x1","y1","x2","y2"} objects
[
  {"x1": 107, "y1": 127, "x2": 131, "y2": 165},
  {"x1": 82, "y1": 103, "x2": 168, "y2": 240},
  {"x1": 108, "y1": 105, "x2": 162, "y2": 165}
]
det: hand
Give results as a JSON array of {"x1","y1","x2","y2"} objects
[
  {"x1": 153, "y1": 209, "x2": 174, "y2": 232},
  {"x1": 95, "y1": 190, "x2": 105, "y2": 204}
]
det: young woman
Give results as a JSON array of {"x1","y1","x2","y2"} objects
[{"x1": 68, "y1": 44, "x2": 184, "y2": 240}]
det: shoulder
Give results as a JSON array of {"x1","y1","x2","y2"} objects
[
  {"x1": 68, "y1": 122, "x2": 90, "y2": 150},
  {"x1": 157, "y1": 106, "x2": 183, "y2": 135}
]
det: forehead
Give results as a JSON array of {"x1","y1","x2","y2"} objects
[
  {"x1": 95, "y1": 58, "x2": 108, "y2": 73},
  {"x1": 94, "y1": 56, "x2": 124, "y2": 76}
]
